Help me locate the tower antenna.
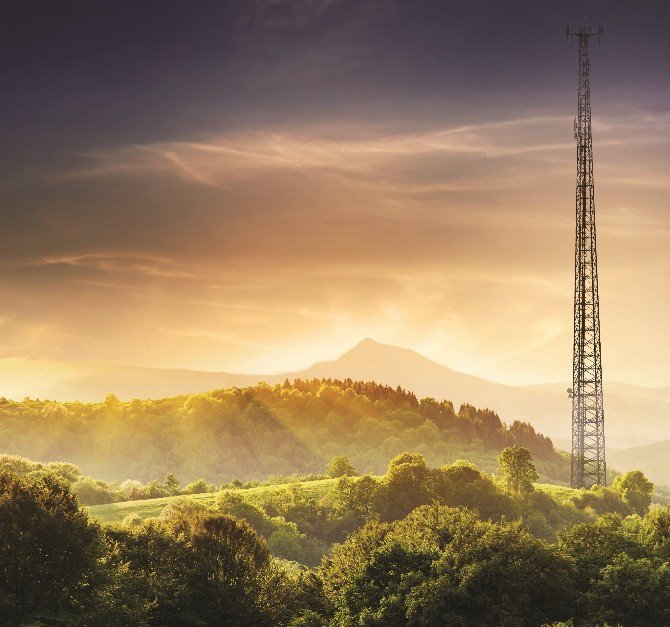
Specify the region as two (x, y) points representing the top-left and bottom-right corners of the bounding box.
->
(567, 20), (606, 489)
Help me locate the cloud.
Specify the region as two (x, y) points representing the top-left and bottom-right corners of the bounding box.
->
(1, 110), (669, 385)
(2, 253), (195, 278)
(63, 116), (575, 188)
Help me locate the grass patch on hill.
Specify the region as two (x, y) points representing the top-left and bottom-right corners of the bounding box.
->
(536, 483), (579, 503)
(88, 477), (340, 523)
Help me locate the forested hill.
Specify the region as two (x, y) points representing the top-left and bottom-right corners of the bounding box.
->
(0, 379), (566, 483)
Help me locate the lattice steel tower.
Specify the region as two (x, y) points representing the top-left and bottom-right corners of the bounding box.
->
(567, 20), (606, 489)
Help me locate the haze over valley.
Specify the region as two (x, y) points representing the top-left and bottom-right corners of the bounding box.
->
(2, 338), (668, 484)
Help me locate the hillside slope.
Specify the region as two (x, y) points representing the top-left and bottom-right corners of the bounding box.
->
(609, 440), (670, 487)
(0, 379), (564, 483)
(1, 339), (667, 448)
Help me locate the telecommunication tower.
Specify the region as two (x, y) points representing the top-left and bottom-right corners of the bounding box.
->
(566, 20), (606, 489)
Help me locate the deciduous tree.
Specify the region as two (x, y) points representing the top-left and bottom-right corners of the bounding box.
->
(612, 470), (654, 516)
(497, 445), (538, 497)
(326, 455), (358, 478)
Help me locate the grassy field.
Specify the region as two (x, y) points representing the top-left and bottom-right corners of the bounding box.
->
(87, 477), (341, 523)
(536, 483), (579, 503)
(87, 478), (578, 524)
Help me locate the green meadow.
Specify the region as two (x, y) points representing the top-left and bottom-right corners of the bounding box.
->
(87, 477), (576, 524)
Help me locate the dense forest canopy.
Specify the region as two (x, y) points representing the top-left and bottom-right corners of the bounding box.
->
(1, 448), (667, 626)
(0, 378), (564, 483)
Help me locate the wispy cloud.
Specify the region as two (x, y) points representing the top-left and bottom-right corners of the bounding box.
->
(60, 113), (670, 202)
(63, 116), (575, 187)
(2, 253), (195, 278)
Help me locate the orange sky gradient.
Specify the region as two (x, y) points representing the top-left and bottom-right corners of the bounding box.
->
(2, 112), (669, 386)
(2, 1), (669, 389)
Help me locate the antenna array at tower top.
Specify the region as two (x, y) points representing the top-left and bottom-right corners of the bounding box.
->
(567, 20), (604, 45)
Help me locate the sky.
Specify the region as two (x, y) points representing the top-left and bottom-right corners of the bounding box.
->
(1, 0), (670, 386)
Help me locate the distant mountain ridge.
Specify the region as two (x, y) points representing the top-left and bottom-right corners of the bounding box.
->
(609, 440), (670, 487)
(1, 339), (668, 452)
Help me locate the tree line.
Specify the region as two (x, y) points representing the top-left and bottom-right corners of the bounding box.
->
(0, 378), (564, 484)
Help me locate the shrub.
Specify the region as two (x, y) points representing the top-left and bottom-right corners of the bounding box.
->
(72, 476), (118, 505)
(183, 478), (216, 494)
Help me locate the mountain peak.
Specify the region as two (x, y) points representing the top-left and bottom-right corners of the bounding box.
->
(354, 337), (379, 347)
(349, 337), (390, 353)
(341, 338), (440, 365)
